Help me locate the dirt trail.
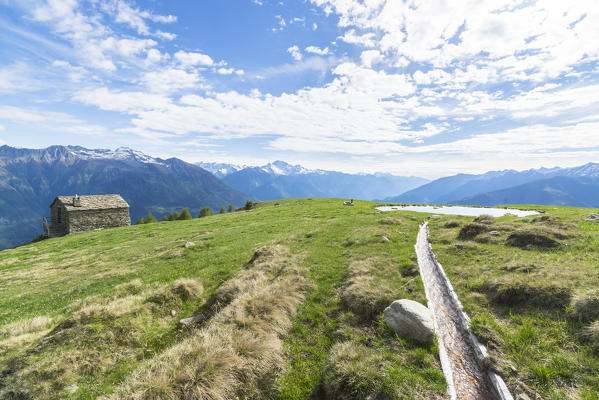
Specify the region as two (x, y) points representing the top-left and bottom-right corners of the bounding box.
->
(415, 222), (513, 400)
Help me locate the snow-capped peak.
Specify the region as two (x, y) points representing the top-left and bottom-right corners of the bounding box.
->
(67, 146), (166, 165)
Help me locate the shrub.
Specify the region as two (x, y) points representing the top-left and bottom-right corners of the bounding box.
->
(243, 200), (255, 210)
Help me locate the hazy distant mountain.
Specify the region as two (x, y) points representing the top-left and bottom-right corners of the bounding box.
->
(196, 162), (244, 178)
(453, 176), (599, 207)
(385, 163), (599, 205)
(216, 160), (428, 201)
(0, 145), (248, 249)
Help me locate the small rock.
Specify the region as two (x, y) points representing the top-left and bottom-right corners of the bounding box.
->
(455, 243), (464, 250)
(516, 392), (532, 400)
(381, 235), (390, 242)
(430, 215), (441, 219)
(489, 231), (500, 236)
(170, 310), (177, 317)
(384, 299), (434, 344)
(184, 241), (195, 248)
(586, 213), (599, 220)
(66, 385), (78, 394)
(178, 314), (205, 328)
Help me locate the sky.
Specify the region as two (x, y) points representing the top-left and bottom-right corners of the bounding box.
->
(0, 0), (599, 178)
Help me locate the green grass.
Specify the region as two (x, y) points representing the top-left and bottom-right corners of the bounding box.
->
(0, 199), (445, 399)
(428, 205), (599, 400)
(1, 200), (598, 399)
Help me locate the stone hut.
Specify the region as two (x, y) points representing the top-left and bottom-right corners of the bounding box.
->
(46, 194), (131, 237)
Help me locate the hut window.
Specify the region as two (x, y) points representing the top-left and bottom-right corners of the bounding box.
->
(57, 207), (62, 223)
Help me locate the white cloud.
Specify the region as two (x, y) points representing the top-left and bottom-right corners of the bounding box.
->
(360, 50), (382, 67)
(305, 46), (330, 55)
(217, 67), (235, 75)
(287, 45), (302, 61)
(174, 50), (214, 67)
(140, 68), (204, 93)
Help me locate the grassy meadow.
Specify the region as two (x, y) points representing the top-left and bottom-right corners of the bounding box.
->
(0, 199), (597, 399)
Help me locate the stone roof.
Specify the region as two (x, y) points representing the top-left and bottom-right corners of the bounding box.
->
(51, 194), (129, 211)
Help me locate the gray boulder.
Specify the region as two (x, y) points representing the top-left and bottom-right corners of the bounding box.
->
(489, 231), (500, 236)
(184, 241), (195, 248)
(586, 213), (599, 221)
(178, 314), (205, 328)
(384, 299), (434, 344)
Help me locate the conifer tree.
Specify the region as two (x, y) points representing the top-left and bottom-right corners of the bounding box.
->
(136, 218), (145, 225)
(145, 211), (158, 223)
(198, 207), (212, 218)
(179, 208), (193, 220)
(220, 206), (225, 214)
(228, 203), (234, 212)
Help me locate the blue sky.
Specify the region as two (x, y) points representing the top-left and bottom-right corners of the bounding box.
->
(1, 0), (599, 178)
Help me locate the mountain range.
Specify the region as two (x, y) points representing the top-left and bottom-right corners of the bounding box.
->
(198, 160), (429, 201)
(385, 163), (599, 206)
(0, 145), (247, 250)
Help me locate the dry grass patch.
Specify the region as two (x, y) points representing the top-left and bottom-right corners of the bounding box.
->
(339, 258), (397, 321)
(110, 245), (309, 400)
(0, 316), (53, 350)
(171, 279), (203, 301)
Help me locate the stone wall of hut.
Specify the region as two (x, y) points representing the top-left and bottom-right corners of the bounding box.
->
(67, 208), (131, 233)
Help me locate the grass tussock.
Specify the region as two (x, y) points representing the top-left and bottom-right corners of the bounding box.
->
(0, 316), (53, 350)
(506, 231), (560, 248)
(457, 222), (488, 239)
(110, 245), (309, 400)
(339, 258), (396, 321)
(570, 291), (599, 322)
(473, 214), (496, 224)
(585, 321), (599, 349)
(443, 220), (461, 228)
(481, 279), (571, 308)
(171, 278), (203, 301)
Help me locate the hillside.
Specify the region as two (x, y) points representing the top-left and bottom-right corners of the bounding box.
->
(387, 163), (599, 206)
(218, 160), (428, 201)
(1, 199), (598, 399)
(0, 145), (248, 250)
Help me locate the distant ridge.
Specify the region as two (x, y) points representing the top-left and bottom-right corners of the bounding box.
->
(199, 160), (428, 201)
(385, 163), (599, 207)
